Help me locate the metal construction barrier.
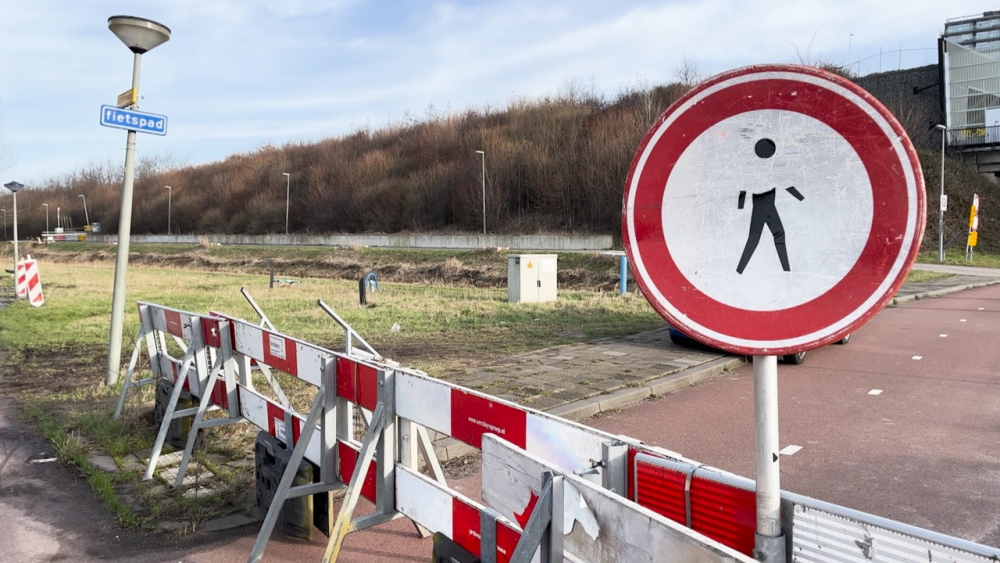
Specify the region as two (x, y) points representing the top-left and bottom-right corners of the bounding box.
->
(114, 298), (1000, 563)
(630, 451), (1000, 562)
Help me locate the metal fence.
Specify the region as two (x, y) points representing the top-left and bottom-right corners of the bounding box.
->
(948, 125), (1000, 148)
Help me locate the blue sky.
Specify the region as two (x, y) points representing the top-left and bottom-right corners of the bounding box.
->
(0, 0), (986, 184)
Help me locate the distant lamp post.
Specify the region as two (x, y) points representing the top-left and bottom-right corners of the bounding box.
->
(282, 172), (290, 235)
(79, 194), (90, 228)
(475, 150), (486, 235)
(1, 209), (6, 240)
(164, 185), (172, 234)
(42, 204), (49, 232)
(935, 124), (947, 262)
(57, 207), (61, 229)
(4, 181), (24, 296)
(105, 15), (171, 387)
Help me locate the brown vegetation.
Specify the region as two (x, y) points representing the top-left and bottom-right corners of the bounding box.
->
(0, 70), (996, 253)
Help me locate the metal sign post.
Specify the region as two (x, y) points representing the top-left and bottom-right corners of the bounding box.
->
(3, 181), (23, 296)
(622, 64), (926, 561)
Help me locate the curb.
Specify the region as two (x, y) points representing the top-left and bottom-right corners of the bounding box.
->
(433, 355), (746, 461)
(890, 278), (1000, 306)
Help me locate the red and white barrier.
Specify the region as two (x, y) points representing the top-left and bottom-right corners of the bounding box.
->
(14, 259), (27, 298)
(113, 301), (1000, 563)
(23, 258), (43, 306)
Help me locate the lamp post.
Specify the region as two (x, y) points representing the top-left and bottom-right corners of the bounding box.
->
(105, 15), (171, 387)
(282, 172), (290, 235)
(164, 185), (171, 234)
(57, 207), (61, 230)
(42, 204), (49, 232)
(475, 150), (486, 235)
(79, 194), (90, 228)
(936, 124), (947, 262)
(2, 209), (6, 240)
(4, 182), (24, 296)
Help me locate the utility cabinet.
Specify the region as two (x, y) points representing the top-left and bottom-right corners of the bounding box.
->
(507, 254), (557, 303)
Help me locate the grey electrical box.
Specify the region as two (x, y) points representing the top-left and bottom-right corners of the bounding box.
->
(507, 254), (557, 303)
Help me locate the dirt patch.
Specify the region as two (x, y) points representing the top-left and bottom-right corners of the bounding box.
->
(26, 245), (625, 291)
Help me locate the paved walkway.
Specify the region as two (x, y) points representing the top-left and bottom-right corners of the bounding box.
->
(433, 266), (1000, 459)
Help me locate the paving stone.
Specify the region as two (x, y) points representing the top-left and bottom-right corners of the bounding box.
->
(601, 351), (628, 357)
(88, 455), (120, 473)
(203, 513), (260, 532)
(120, 454), (146, 473)
(183, 485), (221, 499)
(160, 464), (206, 487)
(158, 521), (191, 532)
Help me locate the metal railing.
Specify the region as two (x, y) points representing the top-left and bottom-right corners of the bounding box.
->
(947, 125), (1000, 148)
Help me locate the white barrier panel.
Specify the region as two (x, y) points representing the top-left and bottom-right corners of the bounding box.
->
(482, 435), (753, 563)
(14, 259), (27, 297)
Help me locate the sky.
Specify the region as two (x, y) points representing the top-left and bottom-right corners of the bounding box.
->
(0, 0), (988, 185)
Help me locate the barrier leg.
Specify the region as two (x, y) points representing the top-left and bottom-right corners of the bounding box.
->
(113, 332), (146, 419)
(256, 363), (290, 408)
(247, 393), (328, 563)
(144, 353), (196, 481)
(174, 356), (224, 488)
(510, 471), (561, 563)
(321, 404), (387, 563)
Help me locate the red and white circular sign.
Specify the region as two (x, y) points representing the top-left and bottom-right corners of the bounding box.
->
(623, 64), (926, 355)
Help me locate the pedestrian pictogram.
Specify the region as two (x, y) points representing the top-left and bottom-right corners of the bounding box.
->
(622, 64), (926, 355)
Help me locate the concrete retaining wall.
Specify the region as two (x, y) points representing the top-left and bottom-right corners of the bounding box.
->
(87, 233), (614, 251)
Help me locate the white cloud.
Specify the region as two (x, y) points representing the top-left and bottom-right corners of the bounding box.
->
(0, 0), (986, 183)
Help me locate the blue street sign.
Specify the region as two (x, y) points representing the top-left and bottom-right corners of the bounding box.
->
(99, 105), (168, 136)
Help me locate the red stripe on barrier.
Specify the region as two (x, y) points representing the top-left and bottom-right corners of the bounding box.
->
(337, 442), (376, 502)
(336, 357), (357, 403)
(263, 332), (298, 376)
(633, 457), (688, 526)
(209, 380), (229, 410)
(450, 390), (527, 449)
(450, 498), (519, 563)
(201, 318), (222, 349)
(266, 402), (285, 443)
(164, 310), (184, 338)
(292, 417), (302, 446)
(356, 364), (379, 411)
(689, 476), (756, 556)
(27, 272), (39, 289)
(452, 499), (482, 558)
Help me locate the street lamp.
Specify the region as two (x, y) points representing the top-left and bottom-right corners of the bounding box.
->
(935, 124), (947, 262)
(105, 15), (171, 387)
(79, 194), (90, 228)
(42, 204), (49, 232)
(475, 150), (486, 235)
(4, 181), (24, 296)
(164, 185), (171, 234)
(1, 209), (6, 240)
(282, 172), (290, 235)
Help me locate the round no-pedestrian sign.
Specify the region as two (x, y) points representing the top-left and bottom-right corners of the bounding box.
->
(623, 64), (926, 355)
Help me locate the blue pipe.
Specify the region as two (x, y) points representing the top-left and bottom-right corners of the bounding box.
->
(619, 255), (628, 295)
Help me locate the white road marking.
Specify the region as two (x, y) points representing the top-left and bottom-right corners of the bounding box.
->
(939, 334), (948, 338)
(779, 445), (803, 456)
(912, 355), (922, 360)
(868, 389), (883, 395)
(978, 307), (985, 311)
(960, 319), (967, 322)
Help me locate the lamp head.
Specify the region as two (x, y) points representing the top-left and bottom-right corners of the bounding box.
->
(935, 124), (947, 131)
(475, 150), (485, 155)
(108, 16), (171, 54)
(282, 173), (290, 178)
(4, 181), (24, 193)
(165, 185), (171, 189)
